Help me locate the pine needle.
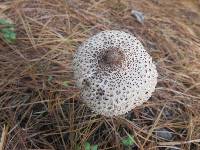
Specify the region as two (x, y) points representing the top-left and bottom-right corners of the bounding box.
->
(0, 125), (9, 150)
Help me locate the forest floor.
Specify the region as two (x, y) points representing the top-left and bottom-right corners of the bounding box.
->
(0, 0), (200, 149)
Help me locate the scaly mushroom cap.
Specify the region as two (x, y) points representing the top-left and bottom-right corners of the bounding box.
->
(73, 30), (158, 117)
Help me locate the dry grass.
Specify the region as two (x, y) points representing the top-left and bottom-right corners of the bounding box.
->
(0, 125), (9, 150)
(0, 0), (200, 149)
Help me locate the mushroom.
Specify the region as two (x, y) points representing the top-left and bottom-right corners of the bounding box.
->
(73, 30), (157, 117)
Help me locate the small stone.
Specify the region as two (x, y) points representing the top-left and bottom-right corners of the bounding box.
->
(131, 10), (144, 24)
(166, 147), (181, 150)
(155, 128), (173, 140)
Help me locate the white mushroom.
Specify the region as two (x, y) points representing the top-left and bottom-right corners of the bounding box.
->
(73, 30), (157, 117)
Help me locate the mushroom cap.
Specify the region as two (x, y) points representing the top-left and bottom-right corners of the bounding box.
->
(73, 30), (158, 117)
